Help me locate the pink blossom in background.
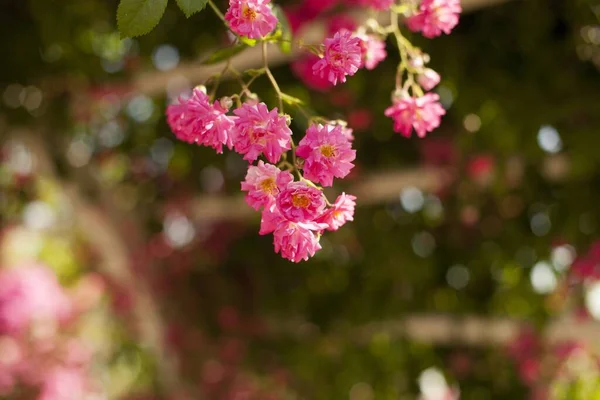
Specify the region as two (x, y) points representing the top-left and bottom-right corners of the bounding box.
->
(296, 124), (356, 187)
(224, 0), (278, 39)
(38, 367), (87, 400)
(317, 193), (357, 231)
(231, 102), (292, 163)
(418, 68), (441, 90)
(347, 108), (373, 131)
(384, 92), (445, 138)
(273, 220), (324, 262)
(313, 31), (362, 86)
(467, 154), (495, 182)
(407, 0), (462, 38)
(241, 161), (293, 210)
(302, 0), (339, 15)
(291, 55), (334, 92)
(326, 14), (357, 36)
(166, 87), (235, 153)
(276, 181), (326, 222)
(357, 0), (394, 11)
(357, 34), (387, 70)
(571, 240), (600, 281)
(0, 264), (71, 336)
(419, 137), (457, 166)
(284, 5), (318, 33)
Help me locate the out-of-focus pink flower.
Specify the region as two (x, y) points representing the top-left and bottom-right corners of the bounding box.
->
(326, 14), (357, 36)
(347, 108), (373, 131)
(304, 0), (339, 13)
(0, 264), (71, 336)
(384, 92), (445, 138)
(467, 154), (495, 183)
(231, 102), (292, 163)
(292, 55), (334, 92)
(276, 181), (326, 222)
(296, 124), (356, 187)
(317, 193), (356, 231)
(38, 367), (87, 400)
(508, 328), (539, 362)
(518, 358), (540, 385)
(313, 31), (362, 86)
(554, 341), (584, 361)
(418, 68), (441, 90)
(407, 0), (462, 38)
(357, 0), (394, 11)
(419, 137), (457, 166)
(166, 87), (235, 153)
(241, 161), (293, 210)
(224, 0), (278, 39)
(356, 33), (387, 70)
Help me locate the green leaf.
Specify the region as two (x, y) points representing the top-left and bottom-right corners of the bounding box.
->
(245, 68), (265, 77)
(117, 0), (168, 38)
(272, 5), (292, 54)
(281, 93), (304, 106)
(202, 43), (248, 65)
(176, 0), (208, 17)
(239, 36), (257, 47)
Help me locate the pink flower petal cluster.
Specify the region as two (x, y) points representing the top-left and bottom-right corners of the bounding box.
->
(252, 177), (357, 262)
(356, 33), (387, 70)
(357, 0), (394, 11)
(571, 241), (600, 281)
(384, 92), (445, 138)
(276, 181), (326, 222)
(231, 102), (292, 163)
(296, 124), (356, 187)
(313, 31), (362, 86)
(317, 193), (356, 231)
(241, 161), (293, 210)
(418, 68), (441, 90)
(407, 0), (462, 38)
(0, 264), (71, 336)
(166, 87), (235, 153)
(224, 0), (278, 39)
(260, 209), (324, 263)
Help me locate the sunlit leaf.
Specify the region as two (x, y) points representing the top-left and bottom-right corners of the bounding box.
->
(176, 0), (208, 17)
(272, 5), (293, 54)
(246, 68), (266, 77)
(239, 36), (257, 47)
(281, 93), (304, 106)
(117, 0), (168, 38)
(202, 43), (248, 65)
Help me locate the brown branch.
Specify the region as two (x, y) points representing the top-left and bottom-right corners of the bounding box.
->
(191, 167), (452, 221)
(11, 129), (183, 395)
(132, 0), (513, 97)
(266, 314), (600, 346)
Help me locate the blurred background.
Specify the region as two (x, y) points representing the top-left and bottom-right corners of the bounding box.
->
(1, 0), (600, 398)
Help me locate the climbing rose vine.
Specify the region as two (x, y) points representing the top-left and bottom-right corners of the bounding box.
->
(165, 0), (462, 262)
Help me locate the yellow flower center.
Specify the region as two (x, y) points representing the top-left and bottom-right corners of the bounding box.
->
(292, 194), (311, 208)
(243, 5), (257, 21)
(259, 177), (277, 195)
(320, 144), (336, 158)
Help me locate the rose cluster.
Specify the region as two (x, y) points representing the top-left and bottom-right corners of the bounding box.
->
(167, 88), (357, 262)
(0, 264), (102, 399)
(167, 0), (463, 261)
